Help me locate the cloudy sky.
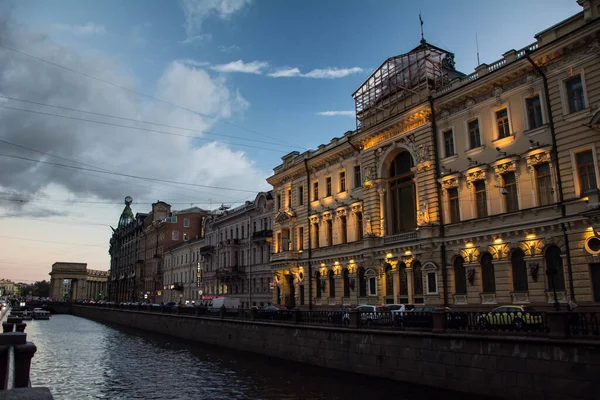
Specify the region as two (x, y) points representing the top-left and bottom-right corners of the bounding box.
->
(0, 0), (581, 283)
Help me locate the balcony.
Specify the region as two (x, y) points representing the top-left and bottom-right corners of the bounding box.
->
(221, 239), (241, 246)
(252, 229), (273, 241)
(199, 245), (215, 254)
(383, 231), (419, 245)
(270, 250), (300, 262)
(215, 266), (245, 281)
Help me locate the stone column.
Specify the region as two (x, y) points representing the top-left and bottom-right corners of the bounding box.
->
(406, 266), (414, 304)
(334, 274), (343, 306)
(392, 269), (400, 304)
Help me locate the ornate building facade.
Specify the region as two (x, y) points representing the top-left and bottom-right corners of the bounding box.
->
(196, 192), (274, 308)
(269, 0), (600, 310)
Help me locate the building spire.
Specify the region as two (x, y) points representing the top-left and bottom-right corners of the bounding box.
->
(419, 10), (425, 44)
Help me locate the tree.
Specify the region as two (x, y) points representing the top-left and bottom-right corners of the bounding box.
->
(33, 280), (50, 297)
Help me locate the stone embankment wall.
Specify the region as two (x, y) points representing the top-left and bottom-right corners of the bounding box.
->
(73, 306), (600, 400)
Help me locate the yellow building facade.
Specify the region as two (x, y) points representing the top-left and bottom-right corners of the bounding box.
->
(269, 0), (600, 310)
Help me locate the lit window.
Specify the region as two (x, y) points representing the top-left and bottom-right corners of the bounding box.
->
(183, 233), (189, 242)
(468, 119), (481, 149)
(565, 75), (585, 113)
(526, 95), (543, 129)
(443, 129), (455, 157)
(496, 108), (510, 139)
(576, 149), (597, 194)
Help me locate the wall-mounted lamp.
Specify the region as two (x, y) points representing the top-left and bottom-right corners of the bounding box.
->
(467, 157), (477, 167)
(495, 185), (509, 196)
(495, 147), (507, 157)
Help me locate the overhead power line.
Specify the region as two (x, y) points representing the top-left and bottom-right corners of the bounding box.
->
(0, 153), (261, 193)
(0, 104), (287, 153)
(0, 94), (299, 150)
(0, 43), (304, 148)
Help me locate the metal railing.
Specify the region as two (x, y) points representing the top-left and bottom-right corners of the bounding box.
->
(0, 315), (38, 390)
(78, 303), (599, 339)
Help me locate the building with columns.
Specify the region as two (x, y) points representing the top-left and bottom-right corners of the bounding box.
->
(269, 0), (600, 310)
(49, 262), (108, 301)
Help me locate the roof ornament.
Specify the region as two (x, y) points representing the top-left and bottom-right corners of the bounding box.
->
(419, 10), (425, 44)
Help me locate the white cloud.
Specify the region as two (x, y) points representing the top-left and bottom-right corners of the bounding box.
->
(179, 33), (213, 44)
(210, 60), (268, 74)
(177, 59), (211, 67)
(317, 111), (355, 117)
(267, 67), (301, 78)
(218, 44), (241, 53)
(303, 67), (364, 79)
(54, 22), (106, 36)
(179, 0), (251, 43)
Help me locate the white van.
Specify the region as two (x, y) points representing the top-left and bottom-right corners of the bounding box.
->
(210, 297), (241, 310)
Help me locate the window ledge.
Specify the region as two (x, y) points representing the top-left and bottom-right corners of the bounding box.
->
(323, 195), (333, 200)
(337, 190), (348, 195)
(440, 154), (458, 165)
(524, 124), (548, 137)
(465, 145), (486, 157)
(564, 107), (592, 123)
(492, 134), (516, 148)
(351, 186), (363, 192)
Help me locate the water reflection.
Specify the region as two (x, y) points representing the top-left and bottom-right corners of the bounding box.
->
(25, 315), (490, 400)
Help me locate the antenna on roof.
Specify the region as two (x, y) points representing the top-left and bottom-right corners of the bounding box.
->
(476, 33), (481, 66)
(419, 10), (425, 44)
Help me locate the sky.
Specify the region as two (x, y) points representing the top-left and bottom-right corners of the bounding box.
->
(0, 0), (582, 283)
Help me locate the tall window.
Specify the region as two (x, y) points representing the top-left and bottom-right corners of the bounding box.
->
(413, 261), (423, 297)
(287, 189), (292, 208)
(354, 165), (362, 188)
(313, 181), (319, 201)
(545, 245), (565, 291)
(356, 212), (363, 241)
(456, 255), (469, 294)
(398, 263), (407, 296)
(298, 226), (304, 250)
(298, 186), (304, 206)
(313, 223), (320, 248)
(468, 119), (481, 149)
(443, 129), (455, 157)
(277, 194), (282, 210)
(389, 151), (416, 233)
(326, 220), (333, 246)
(385, 264), (393, 296)
(183, 218), (190, 228)
(535, 163), (553, 206)
(241, 225), (245, 238)
(511, 249), (528, 292)
(448, 188), (460, 223)
(526, 95), (543, 129)
(326, 177), (332, 197)
(481, 252), (496, 293)
(340, 216), (347, 244)
(358, 267), (366, 297)
(366, 269), (377, 296)
(496, 108), (510, 139)
(343, 269), (350, 297)
(565, 75), (585, 113)
(328, 270), (335, 298)
(503, 172), (518, 213)
(474, 180), (487, 218)
(315, 271), (322, 298)
(339, 171), (346, 192)
(576, 150), (597, 194)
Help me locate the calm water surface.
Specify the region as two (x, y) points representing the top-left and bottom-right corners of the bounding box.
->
(25, 315), (490, 400)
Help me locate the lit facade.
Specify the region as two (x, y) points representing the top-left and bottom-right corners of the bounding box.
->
(269, 0), (600, 310)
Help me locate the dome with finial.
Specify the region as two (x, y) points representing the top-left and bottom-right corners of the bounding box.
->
(118, 196), (135, 228)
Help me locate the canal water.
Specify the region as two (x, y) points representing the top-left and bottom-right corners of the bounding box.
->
(25, 315), (491, 400)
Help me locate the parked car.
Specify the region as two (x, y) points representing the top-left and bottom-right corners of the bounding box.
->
(478, 305), (543, 330)
(257, 305), (292, 320)
(356, 305), (389, 326)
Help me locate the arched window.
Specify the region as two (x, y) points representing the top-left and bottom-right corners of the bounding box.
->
(511, 249), (528, 292)
(454, 256), (466, 294)
(366, 269), (377, 296)
(315, 271), (322, 298)
(545, 245), (565, 291)
(388, 151), (416, 234)
(413, 261), (423, 296)
(276, 286), (281, 305)
(343, 269), (350, 297)
(481, 252), (496, 293)
(358, 267), (366, 297)
(385, 263), (393, 296)
(398, 262), (408, 296)
(328, 270), (335, 298)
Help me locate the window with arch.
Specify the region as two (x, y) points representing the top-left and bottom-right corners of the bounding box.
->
(511, 249), (528, 292)
(398, 262), (408, 296)
(545, 245), (565, 291)
(366, 269), (377, 296)
(315, 271), (322, 298)
(358, 267), (366, 297)
(388, 151), (416, 234)
(454, 256), (467, 294)
(413, 261), (423, 297)
(328, 270), (335, 298)
(343, 269), (350, 297)
(385, 263), (393, 296)
(481, 252), (496, 293)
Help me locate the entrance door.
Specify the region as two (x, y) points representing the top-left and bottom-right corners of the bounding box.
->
(591, 263), (600, 302)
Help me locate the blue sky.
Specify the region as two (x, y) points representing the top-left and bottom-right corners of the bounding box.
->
(0, 0), (583, 281)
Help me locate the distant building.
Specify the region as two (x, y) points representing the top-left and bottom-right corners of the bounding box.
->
(49, 262), (108, 301)
(0, 280), (17, 298)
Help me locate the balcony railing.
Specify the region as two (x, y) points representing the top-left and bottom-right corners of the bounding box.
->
(252, 229), (273, 240)
(383, 231), (418, 244)
(270, 251), (300, 262)
(199, 245), (215, 254)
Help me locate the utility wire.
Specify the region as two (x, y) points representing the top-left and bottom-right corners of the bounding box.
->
(0, 104), (287, 153)
(0, 153), (262, 193)
(0, 95), (299, 150)
(0, 43), (304, 148)
(0, 235), (106, 248)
